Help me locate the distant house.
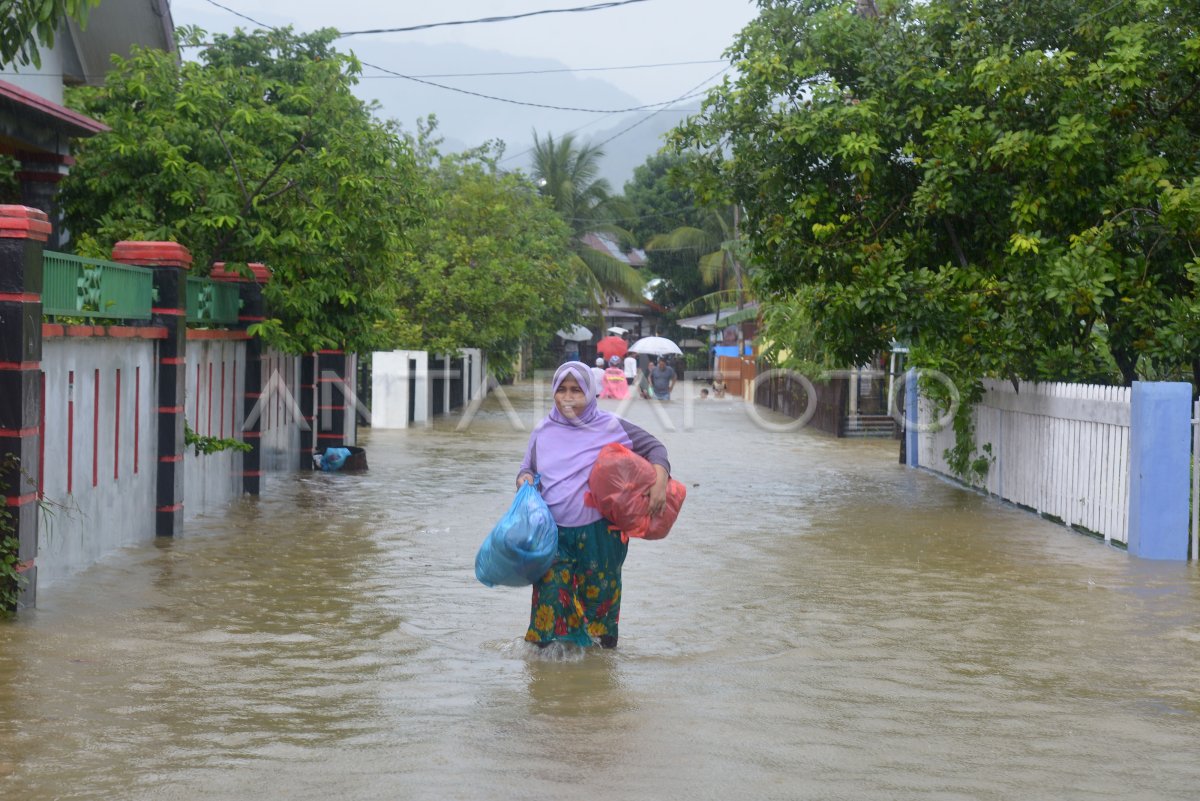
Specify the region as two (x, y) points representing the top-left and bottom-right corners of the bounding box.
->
(579, 231), (665, 338)
(0, 0), (176, 247)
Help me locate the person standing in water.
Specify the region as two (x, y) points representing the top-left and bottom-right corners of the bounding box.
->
(516, 361), (670, 649)
(591, 357), (606, 398)
(623, 352), (638, 387)
(649, 357), (677, 400)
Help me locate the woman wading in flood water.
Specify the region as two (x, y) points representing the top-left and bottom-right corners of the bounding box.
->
(515, 361), (671, 649)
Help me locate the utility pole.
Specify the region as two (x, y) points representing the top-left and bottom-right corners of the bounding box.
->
(732, 203), (745, 311)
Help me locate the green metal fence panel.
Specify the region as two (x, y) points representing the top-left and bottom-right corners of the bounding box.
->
(186, 277), (241, 325)
(42, 251), (154, 320)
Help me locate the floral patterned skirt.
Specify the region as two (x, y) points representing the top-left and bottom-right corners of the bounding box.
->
(525, 518), (628, 647)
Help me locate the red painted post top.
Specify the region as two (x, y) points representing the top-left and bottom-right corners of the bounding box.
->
(210, 262), (271, 284)
(0, 205), (51, 242)
(111, 241), (193, 269)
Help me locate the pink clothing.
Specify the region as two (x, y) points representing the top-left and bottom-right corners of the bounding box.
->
(600, 367), (629, 399)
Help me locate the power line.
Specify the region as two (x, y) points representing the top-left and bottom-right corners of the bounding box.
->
(201, 0), (724, 114)
(355, 58), (720, 113)
(202, 0), (272, 29)
(500, 66), (728, 166)
(358, 59), (727, 80)
(592, 66), (729, 149)
(337, 1), (653, 37)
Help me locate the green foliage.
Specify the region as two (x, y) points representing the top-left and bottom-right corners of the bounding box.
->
(622, 152), (756, 322)
(531, 132), (645, 302)
(944, 409), (995, 485)
(60, 26), (429, 355)
(0, 0), (99, 67)
(621, 152), (709, 246)
(184, 420), (252, 456)
(0, 154), (18, 203)
(0, 454), (23, 613)
(396, 123), (581, 365)
(670, 0), (1200, 391)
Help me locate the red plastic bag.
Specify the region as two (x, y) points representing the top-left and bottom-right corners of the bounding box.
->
(584, 443), (686, 540)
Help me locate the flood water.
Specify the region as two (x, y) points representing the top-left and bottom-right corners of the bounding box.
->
(3, 380), (1200, 800)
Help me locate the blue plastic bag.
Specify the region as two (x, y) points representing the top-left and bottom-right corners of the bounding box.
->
(475, 482), (559, 587)
(321, 447), (351, 472)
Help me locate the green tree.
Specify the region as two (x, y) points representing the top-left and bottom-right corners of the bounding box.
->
(671, 0), (1200, 389)
(646, 206), (749, 314)
(620, 152), (707, 309)
(0, 0), (99, 68)
(398, 124), (582, 375)
(531, 131), (645, 303)
(59, 26), (428, 354)
(621, 152), (707, 245)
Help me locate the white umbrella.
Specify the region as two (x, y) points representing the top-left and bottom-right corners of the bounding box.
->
(628, 335), (682, 356)
(606, 326), (629, 335)
(556, 324), (592, 342)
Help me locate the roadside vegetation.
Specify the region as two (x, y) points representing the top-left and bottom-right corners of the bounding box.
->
(668, 0), (1200, 394)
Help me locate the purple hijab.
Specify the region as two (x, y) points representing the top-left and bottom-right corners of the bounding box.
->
(518, 361), (644, 526)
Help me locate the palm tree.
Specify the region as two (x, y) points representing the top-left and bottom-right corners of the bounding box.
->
(530, 131), (645, 304)
(646, 204), (749, 317)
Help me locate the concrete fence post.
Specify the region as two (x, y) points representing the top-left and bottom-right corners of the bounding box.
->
(1127, 381), (1192, 560)
(299, 354), (315, 469)
(0, 205), (50, 608)
(905, 367), (919, 468)
(211, 262), (270, 495)
(111, 241), (192, 537)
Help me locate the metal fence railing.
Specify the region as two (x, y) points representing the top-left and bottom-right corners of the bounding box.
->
(42, 251), (154, 321)
(186, 276), (240, 325)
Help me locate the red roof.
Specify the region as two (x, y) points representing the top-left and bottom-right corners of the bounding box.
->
(0, 79), (108, 137)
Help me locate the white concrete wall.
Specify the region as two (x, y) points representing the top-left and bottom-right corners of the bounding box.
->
(371, 350), (430, 429)
(1, 46), (66, 104)
(39, 338), (158, 585)
(182, 339), (246, 519)
(370, 349), (489, 429)
(461, 349), (488, 407)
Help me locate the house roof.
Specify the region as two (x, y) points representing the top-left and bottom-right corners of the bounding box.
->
(580, 231), (647, 265)
(65, 0), (177, 86)
(676, 303), (760, 330)
(0, 78), (108, 138)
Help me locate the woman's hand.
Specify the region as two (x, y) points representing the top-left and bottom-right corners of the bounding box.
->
(516, 472), (534, 490)
(647, 465), (669, 516)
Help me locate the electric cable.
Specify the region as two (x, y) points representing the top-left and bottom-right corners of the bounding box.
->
(499, 65), (728, 165)
(338, 1), (653, 37)
(358, 59), (727, 80)
(201, 0), (726, 114)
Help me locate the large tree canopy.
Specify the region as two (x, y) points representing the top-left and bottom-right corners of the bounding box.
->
(398, 126), (581, 372)
(60, 26), (428, 354)
(672, 0), (1200, 387)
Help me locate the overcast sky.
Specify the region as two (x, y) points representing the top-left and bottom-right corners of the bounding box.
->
(174, 0), (759, 100)
(171, 0), (761, 183)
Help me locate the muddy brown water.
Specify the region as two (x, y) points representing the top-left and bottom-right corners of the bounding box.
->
(3, 381), (1200, 800)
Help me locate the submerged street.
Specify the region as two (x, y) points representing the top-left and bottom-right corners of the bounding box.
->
(3, 381), (1200, 800)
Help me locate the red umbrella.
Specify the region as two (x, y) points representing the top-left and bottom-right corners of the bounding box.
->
(596, 335), (629, 360)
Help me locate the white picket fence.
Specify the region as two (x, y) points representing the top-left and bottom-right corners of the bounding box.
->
(919, 379), (1132, 544)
